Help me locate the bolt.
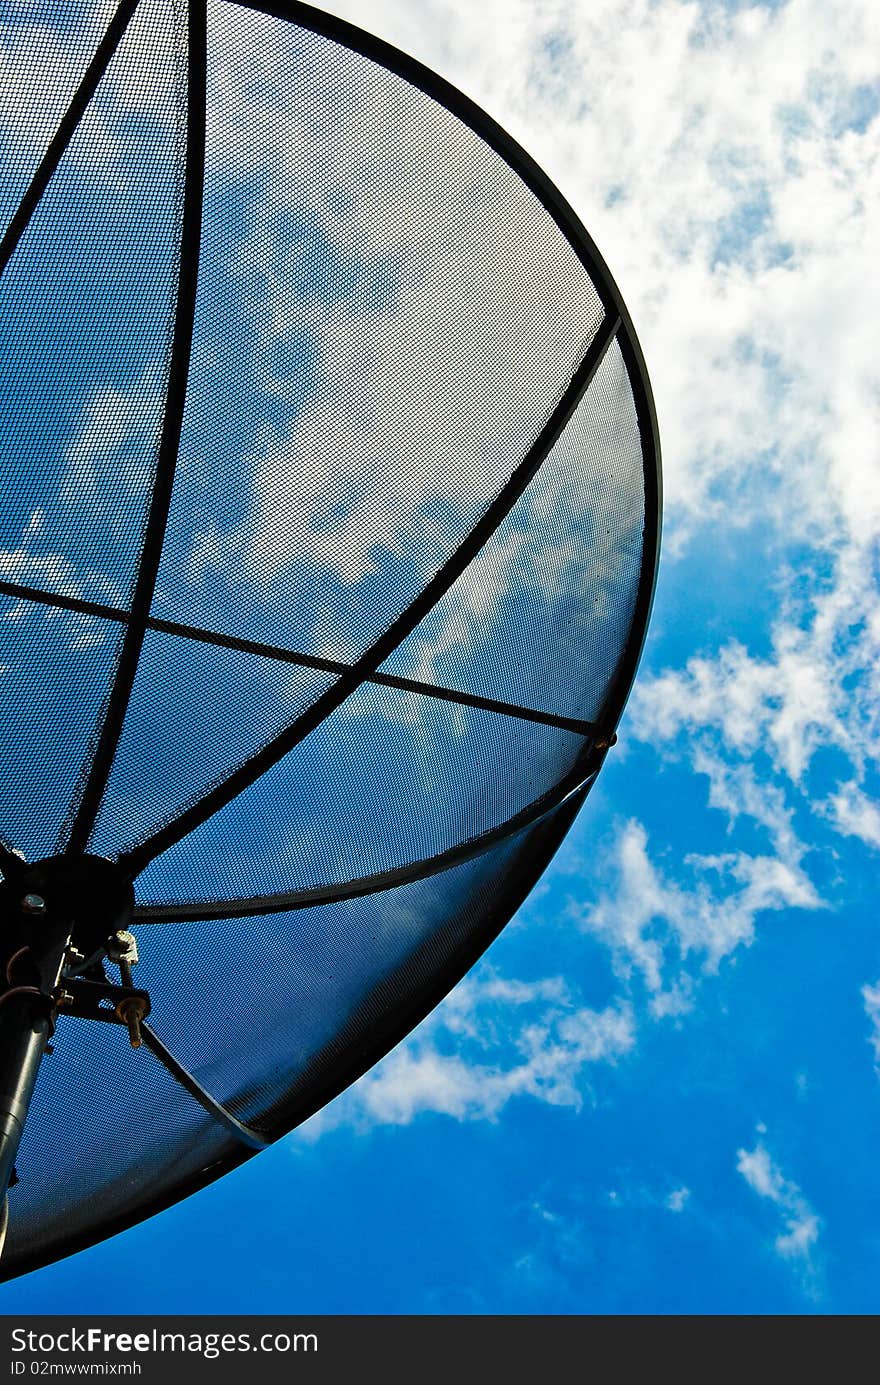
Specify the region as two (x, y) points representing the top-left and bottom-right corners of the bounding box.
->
(21, 893), (46, 915)
(64, 945), (85, 967)
(117, 995), (147, 1050)
(54, 989), (75, 1009)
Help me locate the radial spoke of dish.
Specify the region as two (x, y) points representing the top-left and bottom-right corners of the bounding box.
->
(0, 0), (143, 277)
(62, 0), (209, 856)
(0, 578), (599, 740)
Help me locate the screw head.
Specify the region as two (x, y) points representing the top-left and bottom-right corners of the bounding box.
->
(21, 893), (46, 915)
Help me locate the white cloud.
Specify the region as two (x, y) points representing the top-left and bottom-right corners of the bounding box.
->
(828, 782), (880, 850)
(300, 970), (634, 1135)
(60, 375), (164, 509)
(0, 522), (122, 652)
(692, 750), (807, 869)
(736, 1137), (820, 1264)
(862, 981), (880, 1065)
(632, 545), (880, 787)
(571, 817), (820, 1010)
(626, 541), (879, 972)
(665, 1186), (690, 1213)
(320, 0), (880, 553)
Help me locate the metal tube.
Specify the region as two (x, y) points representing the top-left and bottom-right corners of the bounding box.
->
(0, 992), (51, 1199)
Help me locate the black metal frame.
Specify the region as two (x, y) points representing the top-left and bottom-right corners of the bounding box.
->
(56, 977), (267, 1152)
(134, 749), (607, 921)
(0, 915), (71, 1205)
(116, 307), (624, 877)
(0, 0), (662, 1280)
(62, 981), (269, 1150)
(0, 853), (136, 1211)
(0, 872), (265, 1170)
(0, 578), (598, 739)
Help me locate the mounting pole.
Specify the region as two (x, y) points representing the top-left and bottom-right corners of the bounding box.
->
(0, 892), (71, 1204)
(0, 855), (134, 1229)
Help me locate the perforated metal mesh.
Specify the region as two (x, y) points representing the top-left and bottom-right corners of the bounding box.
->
(0, 599), (122, 860)
(0, 2), (120, 235)
(0, 0), (185, 606)
(129, 677), (586, 904)
(0, 0), (660, 1280)
(383, 336), (646, 724)
(90, 630), (336, 855)
(152, 2), (605, 660)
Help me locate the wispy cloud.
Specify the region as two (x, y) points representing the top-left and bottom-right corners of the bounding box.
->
(666, 1186), (690, 1213)
(862, 981), (880, 1065)
(327, 0), (880, 551)
(300, 971), (634, 1135)
(632, 546), (880, 788)
(736, 1135), (820, 1270)
(570, 816), (820, 1013)
(828, 783), (880, 851)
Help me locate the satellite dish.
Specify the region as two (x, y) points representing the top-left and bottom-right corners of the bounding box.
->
(0, 0), (660, 1279)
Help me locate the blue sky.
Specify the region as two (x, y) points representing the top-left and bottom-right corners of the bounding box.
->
(0, 0), (879, 1314)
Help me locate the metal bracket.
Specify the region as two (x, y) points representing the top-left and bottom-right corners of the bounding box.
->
(58, 977), (151, 1031)
(0, 854), (268, 1153)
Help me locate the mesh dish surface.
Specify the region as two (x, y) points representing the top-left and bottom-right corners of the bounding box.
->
(0, 0), (660, 1278)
